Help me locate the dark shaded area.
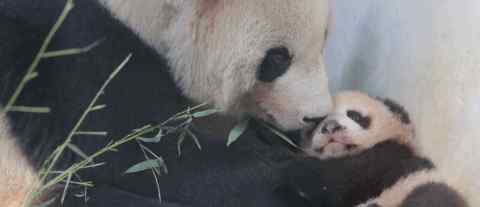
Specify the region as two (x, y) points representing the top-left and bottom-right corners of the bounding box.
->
(401, 182), (468, 207)
(276, 140), (435, 207)
(65, 185), (190, 207)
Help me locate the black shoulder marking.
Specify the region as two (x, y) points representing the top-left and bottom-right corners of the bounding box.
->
(401, 182), (468, 207)
(278, 140), (434, 207)
(378, 98), (411, 124)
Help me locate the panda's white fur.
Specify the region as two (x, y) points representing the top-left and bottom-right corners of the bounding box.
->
(98, 0), (333, 130)
(0, 113), (39, 207)
(302, 91), (417, 159)
(303, 91), (468, 207)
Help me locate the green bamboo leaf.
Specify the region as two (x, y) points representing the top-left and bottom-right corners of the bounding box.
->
(81, 162), (106, 170)
(177, 132), (187, 157)
(138, 136), (162, 143)
(26, 72), (39, 81)
(262, 123), (301, 149)
(42, 38), (104, 59)
(138, 129), (163, 143)
(192, 109), (219, 118)
(61, 173), (73, 204)
(34, 197), (57, 207)
(67, 144), (90, 160)
(89, 104), (107, 112)
(9, 106), (51, 113)
(227, 119), (249, 146)
(74, 131), (108, 136)
(124, 159), (166, 174)
(132, 124), (152, 133)
(185, 128), (202, 150)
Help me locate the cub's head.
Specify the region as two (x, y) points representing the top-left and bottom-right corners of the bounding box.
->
(101, 0), (333, 130)
(302, 91), (415, 159)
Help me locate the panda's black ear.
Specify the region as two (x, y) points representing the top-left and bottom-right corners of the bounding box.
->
(376, 97), (411, 124)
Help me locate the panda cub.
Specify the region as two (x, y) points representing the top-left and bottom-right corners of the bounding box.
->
(302, 91), (416, 160)
(281, 91), (468, 207)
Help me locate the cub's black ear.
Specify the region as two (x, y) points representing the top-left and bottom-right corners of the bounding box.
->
(376, 97), (411, 124)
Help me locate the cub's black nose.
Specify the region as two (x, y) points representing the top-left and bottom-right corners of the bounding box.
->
(321, 120), (344, 134)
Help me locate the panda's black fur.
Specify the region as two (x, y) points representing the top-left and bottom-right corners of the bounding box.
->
(276, 140), (434, 207)
(399, 182), (467, 207)
(0, 1), (307, 207)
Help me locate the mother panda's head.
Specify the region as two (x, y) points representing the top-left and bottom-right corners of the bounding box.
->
(100, 0), (333, 130)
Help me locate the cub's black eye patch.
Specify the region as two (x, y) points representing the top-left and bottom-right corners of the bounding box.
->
(347, 110), (371, 129)
(257, 46), (292, 82)
(346, 110), (362, 122)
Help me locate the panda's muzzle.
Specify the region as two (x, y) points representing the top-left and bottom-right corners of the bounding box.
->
(303, 116), (327, 126)
(321, 120), (345, 134)
(301, 115), (325, 135)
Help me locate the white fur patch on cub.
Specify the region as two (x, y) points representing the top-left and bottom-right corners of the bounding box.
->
(99, 0), (333, 130)
(0, 113), (39, 207)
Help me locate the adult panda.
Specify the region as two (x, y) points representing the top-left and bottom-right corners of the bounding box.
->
(0, 0), (332, 206)
(277, 91), (468, 207)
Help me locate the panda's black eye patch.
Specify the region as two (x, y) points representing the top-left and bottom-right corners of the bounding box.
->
(347, 110), (371, 129)
(257, 46), (292, 82)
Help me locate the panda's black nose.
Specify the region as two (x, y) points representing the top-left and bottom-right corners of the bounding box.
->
(321, 120), (344, 134)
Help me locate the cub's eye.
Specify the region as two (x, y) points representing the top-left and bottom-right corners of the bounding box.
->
(347, 110), (362, 122)
(347, 110), (371, 129)
(257, 46), (292, 82)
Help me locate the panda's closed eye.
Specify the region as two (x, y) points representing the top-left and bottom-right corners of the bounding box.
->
(347, 110), (371, 129)
(257, 46), (292, 82)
